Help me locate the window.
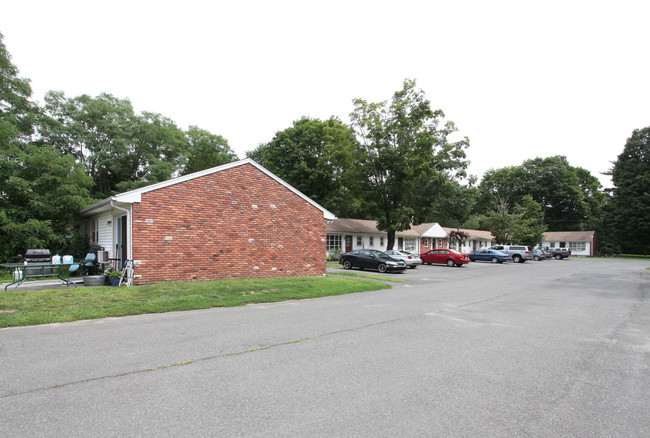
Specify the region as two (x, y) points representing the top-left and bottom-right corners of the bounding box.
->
(404, 238), (416, 252)
(569, 242), (586, 252)
(369, 237), (374, 246)
(327, 235), (342, 252)
(356, 236), (362, 246)
(91, 219), (99, 243)
(550, 242), (555, 248)
(424, 238), (430, 247)
(380, 237), (384, 247)
(437, 239), (443, 248)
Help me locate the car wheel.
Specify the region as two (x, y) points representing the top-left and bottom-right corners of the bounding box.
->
(377, 263), (387, 273)
(446, 259), (455, 267)
(491, 257), (499, 264)
(408, 265), (416, 269)
(513, 255), (521, 263)
(534, 256), (540, 261)
(555, 254), (562, 260)
(343, 260), (352, 270)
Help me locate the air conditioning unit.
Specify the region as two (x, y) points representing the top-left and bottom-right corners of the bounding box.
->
(97, 250), (109, 264)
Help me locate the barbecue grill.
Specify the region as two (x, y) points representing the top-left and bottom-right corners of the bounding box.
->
(24, 248), (53, 276)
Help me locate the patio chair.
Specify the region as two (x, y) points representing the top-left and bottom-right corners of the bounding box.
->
(69, 253), (97, 276)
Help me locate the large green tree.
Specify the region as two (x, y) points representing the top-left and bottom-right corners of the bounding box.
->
(247, 117), (360, 216)
(427, 177), (479, 228)
(607, 127), (650, 254)
(479, 195), (545, 246)
(38, 92), (236, 197)
(0, 33), (93, 260)
(182, 126), (238, 175)
(478, 156), (605, 231)
(350, 79), (469, 248)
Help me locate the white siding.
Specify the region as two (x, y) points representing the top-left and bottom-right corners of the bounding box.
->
(91, 212), (114, 257)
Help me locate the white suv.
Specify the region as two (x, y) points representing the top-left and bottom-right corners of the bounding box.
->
(488, 245), (533, 263)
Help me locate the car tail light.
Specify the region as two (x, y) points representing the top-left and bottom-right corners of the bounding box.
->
(407, 255), (412, 259)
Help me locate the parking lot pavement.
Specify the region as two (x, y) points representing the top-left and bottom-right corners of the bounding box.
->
(1, 258), (648, 437)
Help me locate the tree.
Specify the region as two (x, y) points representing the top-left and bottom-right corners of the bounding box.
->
(428, 177), (479, 228)
(0, 33), (94, 260)
(182, 126), (238, 175)
(479, 196), (545, 246)
(349, 79), (469, 249)
(0, 31), (35, 149)
(39, 91), (140, 198)
(607, 127), (650, 254)
(0, 143), (93, 259)
(247, 117), (360, 216)
(39, 92), (235, 196)
(511, 195), (546, 247)
(480, 198), (516, 244)
(477, 156), (605, 231)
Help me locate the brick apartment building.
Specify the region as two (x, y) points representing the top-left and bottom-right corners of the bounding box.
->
(79, 159), (336, 285)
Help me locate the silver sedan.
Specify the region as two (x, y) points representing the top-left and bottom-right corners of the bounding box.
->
(383, 250), (423, 269)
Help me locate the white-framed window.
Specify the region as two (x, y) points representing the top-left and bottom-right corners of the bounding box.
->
(550, 242), (555, 248)
(437, 238), (443, 248)
(569, 242), (586, 252)
(356, 236), (362, 246)
(380, 237), (384, 247)
(404, 238), (416, 252)
(327, 235), (342, 252)
(369, 237), (374, 246)
(91, 219), (99, 243)
(425, 238), (430, 247)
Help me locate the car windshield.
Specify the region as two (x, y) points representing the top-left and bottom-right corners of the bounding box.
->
(369, 250), (391, 259)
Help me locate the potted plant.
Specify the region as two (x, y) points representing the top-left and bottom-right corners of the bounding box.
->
(105, 268), (122, 286)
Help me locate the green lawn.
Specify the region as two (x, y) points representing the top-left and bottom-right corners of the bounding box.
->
(0, 276), (391, 328)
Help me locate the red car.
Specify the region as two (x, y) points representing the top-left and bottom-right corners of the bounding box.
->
(420, 248), (470, 267)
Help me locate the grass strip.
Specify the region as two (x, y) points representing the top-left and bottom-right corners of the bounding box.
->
(0, 276), (391, 328)
(328, 271), (408, 283)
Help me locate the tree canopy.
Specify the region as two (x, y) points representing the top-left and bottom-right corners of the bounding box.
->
(605, 127), (650, 254)
(247, 116), (360, 216)
(348, 79), (470, 248)
(477, 156), (605, 232)
(0, 32), (93, 259)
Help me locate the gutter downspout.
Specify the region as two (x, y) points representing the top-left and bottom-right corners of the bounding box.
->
(110, 200), (132, 262)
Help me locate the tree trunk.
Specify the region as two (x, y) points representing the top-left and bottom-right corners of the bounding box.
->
(386, 230), (396, 251)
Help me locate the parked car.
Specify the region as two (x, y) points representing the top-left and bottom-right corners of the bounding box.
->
(339, 249), (407, 273)
(488, 245), (533, 263)
(531, 249), (546, 261)
(383, 250), (423, 269)
(546, 247), (571, 259)
(468, 248), (511, 264)
(420, 248), (470, 267)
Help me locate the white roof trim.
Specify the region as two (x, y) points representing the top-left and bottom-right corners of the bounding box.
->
(81, 158), (336, 220)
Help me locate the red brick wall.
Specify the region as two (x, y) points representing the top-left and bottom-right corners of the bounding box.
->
(131, 164), (327, 284)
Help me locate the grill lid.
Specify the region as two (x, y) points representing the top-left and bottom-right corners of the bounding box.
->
(24, 249), (52, 263)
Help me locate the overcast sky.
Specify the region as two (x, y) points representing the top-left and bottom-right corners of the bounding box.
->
(3, 1), (649, 188)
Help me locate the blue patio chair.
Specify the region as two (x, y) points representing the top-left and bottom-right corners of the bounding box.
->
(69, 253), (97, 275)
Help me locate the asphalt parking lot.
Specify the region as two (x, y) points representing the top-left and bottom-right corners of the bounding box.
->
(1, 258), (649, 437)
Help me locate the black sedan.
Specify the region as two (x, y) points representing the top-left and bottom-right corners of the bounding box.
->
(339, 249), (407, 273)
(468, 249), (511, 263)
